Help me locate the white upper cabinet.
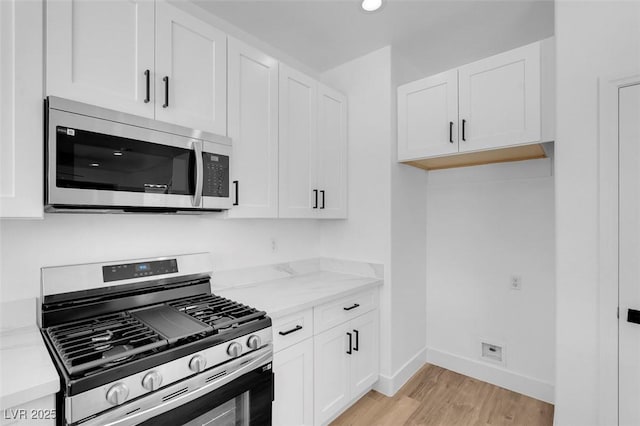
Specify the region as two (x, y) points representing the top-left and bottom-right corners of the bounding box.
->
(458, 42), (541, 152)
(1, 0), (43, 218)
(227, 38), (279, 218)
(46, 0), (227, 135)
(397, 38), (553, 167)
(279, 65), (348, 219)
(278, 64), (318, 219)
(46, 0), (155, 118)
(397, 69), (459, 160)
(317, 84), (348, 219)
(155, 1), (226, 135)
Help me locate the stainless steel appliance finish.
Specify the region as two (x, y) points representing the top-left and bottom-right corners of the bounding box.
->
(39, 253), (273, 425)
(45, 97), (232, 213)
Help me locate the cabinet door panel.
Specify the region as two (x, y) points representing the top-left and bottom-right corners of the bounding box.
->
(458, 42), (540, 151)
(350, 310), (379, 398)
(317, 84), (347, 219)
(273, 339), (314, 426)
(397, 70), (458, 160)
(278, 64), (317, 218)
(1, 0), (43, 218)
(46, 0), (154, 118)
(227, 38), (278, 218)
(314, 324), (350, 425)
(155, 1), (226, 135)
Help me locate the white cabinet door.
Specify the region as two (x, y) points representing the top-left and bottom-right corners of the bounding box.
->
(155, 1), (226, 135)
(349, 310), (379, 398)
(46, 0), (154, 118)
(273, 338), (314, 426)
(278, 64), (318, 218)
(397, 70), (458, 160)
(458, 42), (541, 152)
(317, 84), (348, 219)
(1, 0), (43, 218)
(314, 324), (350, 425)
(227, 38), (279, 218)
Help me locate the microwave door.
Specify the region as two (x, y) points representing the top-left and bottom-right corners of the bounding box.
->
(47, 109), (199, 210)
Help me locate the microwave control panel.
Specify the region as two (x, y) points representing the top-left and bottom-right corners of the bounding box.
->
(202, 153), (230, 198)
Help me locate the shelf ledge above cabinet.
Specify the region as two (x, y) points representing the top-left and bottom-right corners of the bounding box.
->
(402, 143), (547, 171)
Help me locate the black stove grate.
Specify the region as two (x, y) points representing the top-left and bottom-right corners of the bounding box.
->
(45, 311), (168, 375)
(168, 294), (266, 332)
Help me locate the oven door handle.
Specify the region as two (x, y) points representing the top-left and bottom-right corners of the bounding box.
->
(86, 345), (273, 426)
(192, 140), (203, 208)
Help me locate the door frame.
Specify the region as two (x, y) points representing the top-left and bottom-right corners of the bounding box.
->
(598, 71), (640, 426)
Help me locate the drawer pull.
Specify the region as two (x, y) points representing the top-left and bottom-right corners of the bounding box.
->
(343, 303), (360, 311)
(278, 325), (303, 336)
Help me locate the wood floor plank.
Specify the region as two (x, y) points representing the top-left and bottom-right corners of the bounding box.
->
(330, 364), (554, 426)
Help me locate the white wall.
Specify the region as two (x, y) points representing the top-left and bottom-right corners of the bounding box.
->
(425, 159), (555, 403)
(319, 46), (430, 394)
(554, 1), (640, 424)
(318, 47), (394, 380)
(0, 215), (319, 303)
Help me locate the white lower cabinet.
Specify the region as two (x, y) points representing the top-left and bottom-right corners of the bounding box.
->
(273, 338), (314, 426)
(313, 309), (379, 426)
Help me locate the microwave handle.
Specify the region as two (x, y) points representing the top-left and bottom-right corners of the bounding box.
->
(192, 141), (203, 207)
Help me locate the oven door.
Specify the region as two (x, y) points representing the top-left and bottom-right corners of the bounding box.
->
(82, 346), (273, 426)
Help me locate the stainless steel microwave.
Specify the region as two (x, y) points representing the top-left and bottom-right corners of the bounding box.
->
(45, 97), (232, 213)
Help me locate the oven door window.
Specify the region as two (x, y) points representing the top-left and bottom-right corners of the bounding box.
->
(55, 126), (195, 195)
(183, 393), (249, 426)
(138, 366), (273, 426)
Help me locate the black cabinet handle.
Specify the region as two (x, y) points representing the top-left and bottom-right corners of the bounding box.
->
(343, 303), (360, 311)
(449, 121), (453, 143)
(278, 325), (303, 336)
(233, 180), (239, 206)
(462, 119), (466, 141)
(346, 332), (352, 354)
(313, 189), (318, 209)
(320, 190), (325, 209)
(144, 70), (150, 103)
(353, 329), (359, 351)
(163, 76), (169, 108)
(628, 309), (640, 324)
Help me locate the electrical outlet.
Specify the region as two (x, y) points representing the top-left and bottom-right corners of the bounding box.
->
(270, 238), (278, 253)
(510, 275), (522, 290)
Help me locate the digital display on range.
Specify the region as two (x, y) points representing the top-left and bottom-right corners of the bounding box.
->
(102, 259), (178, 282)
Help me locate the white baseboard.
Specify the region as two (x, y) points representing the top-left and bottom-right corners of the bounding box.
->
(374, 348), (427, 396)
(425, 347), (555, 404)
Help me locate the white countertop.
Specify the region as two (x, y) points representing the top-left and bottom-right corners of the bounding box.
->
(0, 325), (60, 410)
(213, 270), (383, 319)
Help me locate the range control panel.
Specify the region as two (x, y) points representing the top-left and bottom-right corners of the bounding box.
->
(202, 153), (229, 198)
(102, 259), (178, 282)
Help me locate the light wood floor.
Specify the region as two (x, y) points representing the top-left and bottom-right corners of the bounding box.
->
(330, 364), (554, 426)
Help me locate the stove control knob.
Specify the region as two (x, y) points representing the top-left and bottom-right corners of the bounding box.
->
(227, 342), (243, 358)
(106, 383), (129, 406)
(189, 354), (207, 373)
(247, 335), (262, 350)
(142, 371), (163, 391)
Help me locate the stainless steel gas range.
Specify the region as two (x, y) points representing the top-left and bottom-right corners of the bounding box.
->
(38, 253), (273, 426)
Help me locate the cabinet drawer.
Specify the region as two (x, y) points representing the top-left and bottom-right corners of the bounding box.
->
(273, 309), (313, 352)
(314, 289), (378, 334)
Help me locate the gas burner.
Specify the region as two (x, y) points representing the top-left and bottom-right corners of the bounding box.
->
(102, 344), (134, 365)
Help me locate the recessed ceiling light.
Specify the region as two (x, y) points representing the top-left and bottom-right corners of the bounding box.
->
(361, 0), (382, 12)
(113, 151), (123, 156)
(89, 162), (100, 167)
